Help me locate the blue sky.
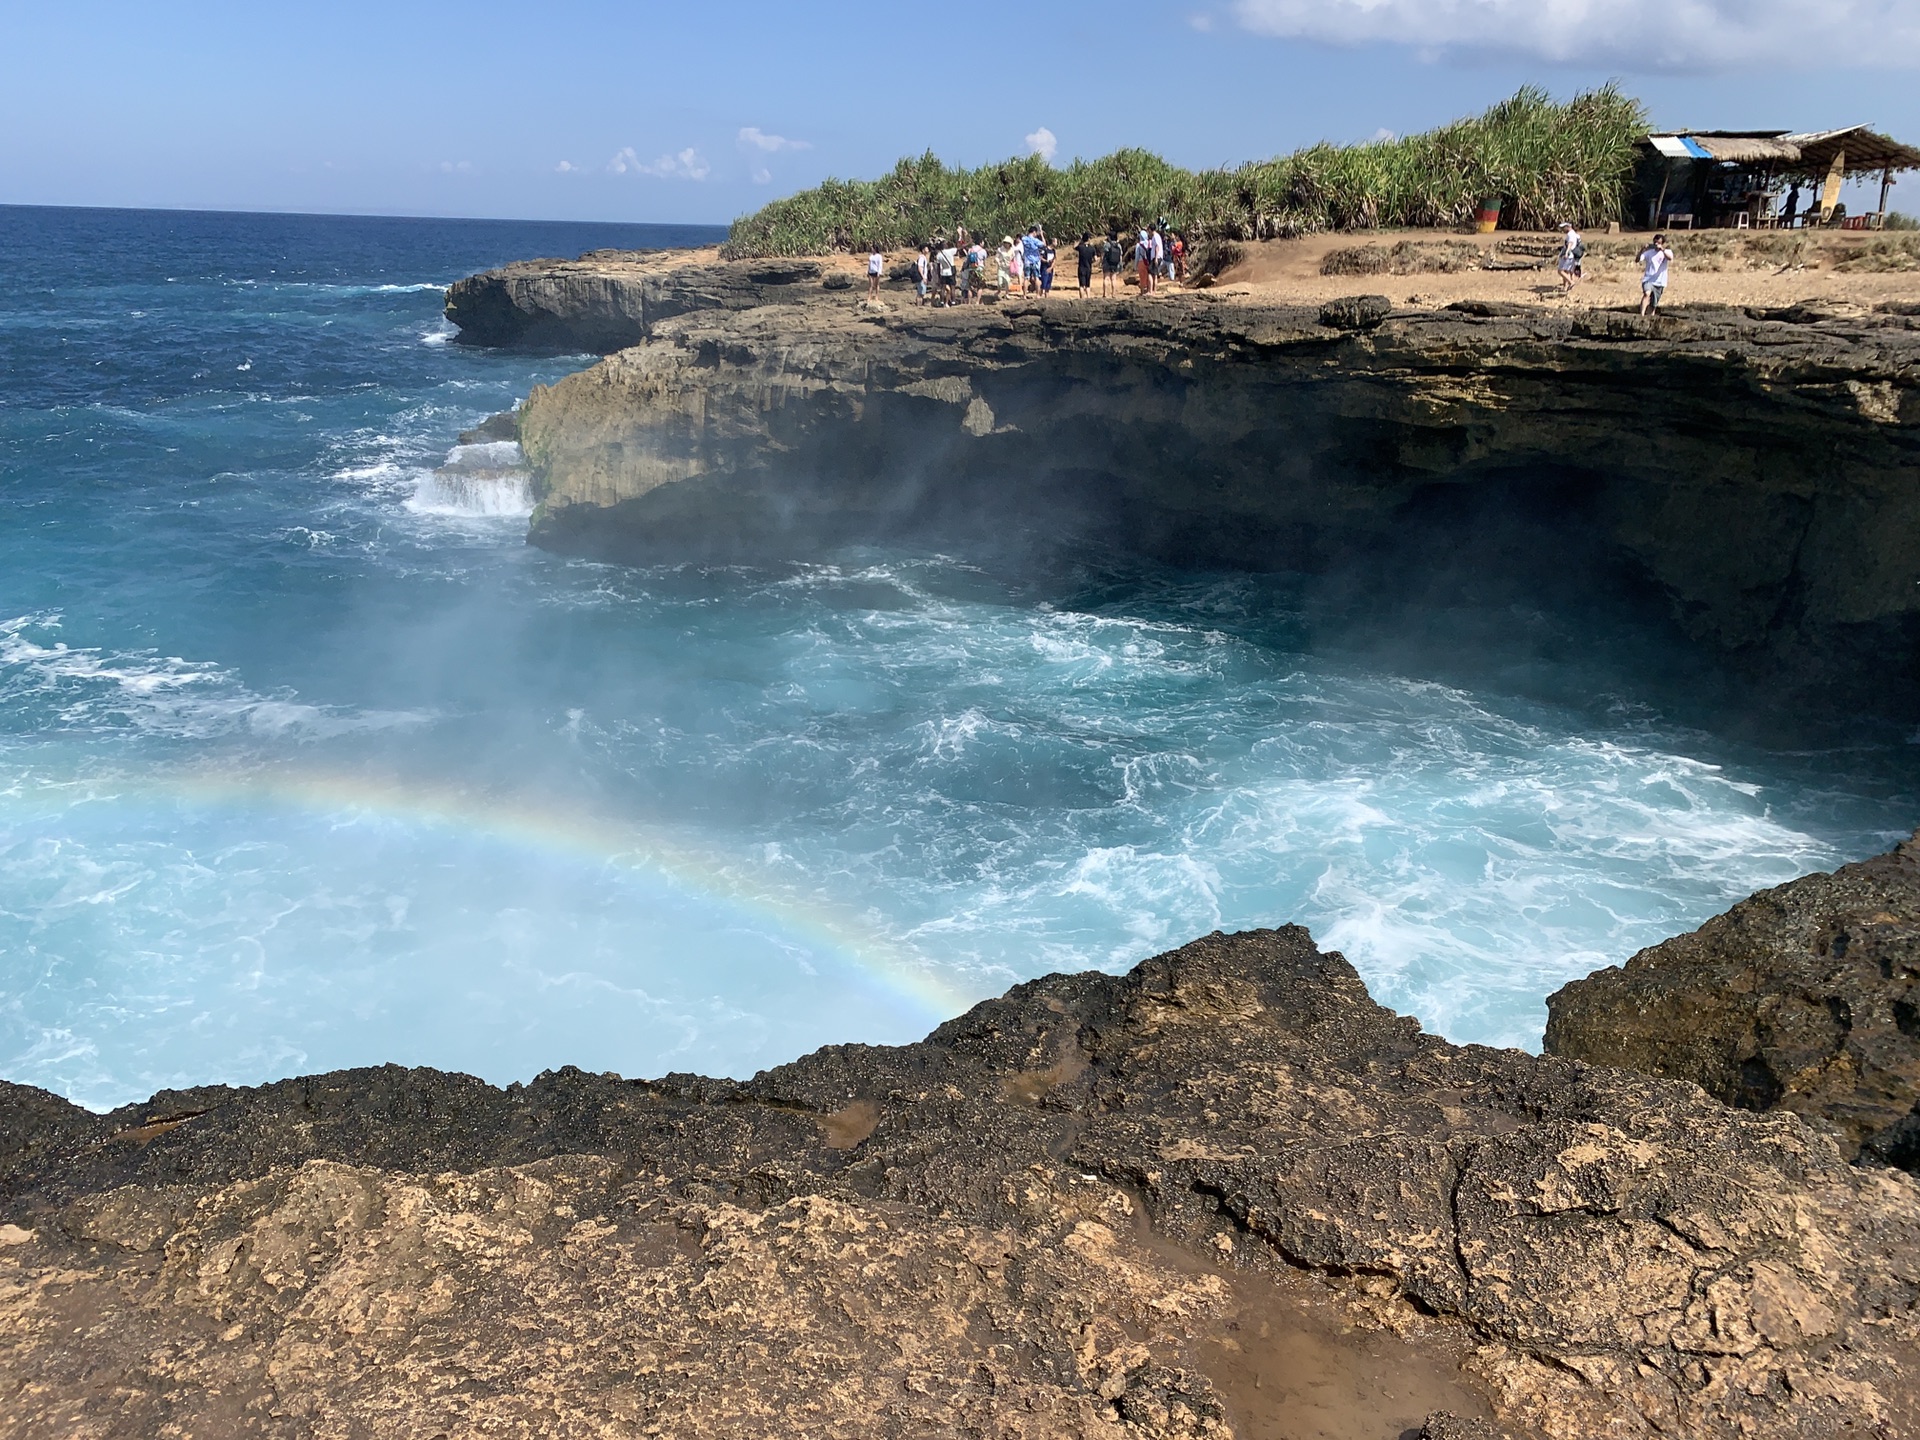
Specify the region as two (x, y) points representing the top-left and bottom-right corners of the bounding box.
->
(4, 1), (1917, 223)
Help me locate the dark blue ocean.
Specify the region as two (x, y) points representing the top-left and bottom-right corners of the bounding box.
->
(4, 204), (1915, 1110)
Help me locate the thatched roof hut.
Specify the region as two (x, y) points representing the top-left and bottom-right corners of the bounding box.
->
(1636, 125), (1920, 228)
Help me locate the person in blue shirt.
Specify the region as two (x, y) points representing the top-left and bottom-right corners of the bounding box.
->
(1020, 227), (1045, 297)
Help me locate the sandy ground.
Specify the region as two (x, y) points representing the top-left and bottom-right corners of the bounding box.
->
(788, 229), (1918, 313)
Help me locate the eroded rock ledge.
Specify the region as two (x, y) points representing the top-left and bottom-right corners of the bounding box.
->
(1548, 831), (1920, 1171)
(462, 258), (1920, 722)
(6, 926), (1919, 1439)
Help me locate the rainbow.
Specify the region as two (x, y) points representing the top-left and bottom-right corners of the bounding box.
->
(33, 766), (980, 1028)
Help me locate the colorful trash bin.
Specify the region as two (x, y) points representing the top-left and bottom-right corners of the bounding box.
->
(1475, 197), (1502, 233)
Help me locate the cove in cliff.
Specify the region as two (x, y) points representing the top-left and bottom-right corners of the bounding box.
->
(448, 252), (1920, 736)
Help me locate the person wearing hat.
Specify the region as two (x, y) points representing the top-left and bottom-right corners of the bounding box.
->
(1556, 221), (1584, 296)
(996, 236), (1017, 297)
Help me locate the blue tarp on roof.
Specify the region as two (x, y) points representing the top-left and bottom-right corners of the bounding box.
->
(1647, 135), (1720, 160)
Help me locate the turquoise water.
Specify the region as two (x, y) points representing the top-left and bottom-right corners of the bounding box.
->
(4, 205), (1914, 1110)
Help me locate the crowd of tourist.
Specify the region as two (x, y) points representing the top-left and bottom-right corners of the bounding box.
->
(876, 220), (1191, 306)
(869, 218), (1681, 313)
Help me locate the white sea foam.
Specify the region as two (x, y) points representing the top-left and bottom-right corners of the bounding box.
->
(405, 438), (534, 518)
(0, 615), (432, 742)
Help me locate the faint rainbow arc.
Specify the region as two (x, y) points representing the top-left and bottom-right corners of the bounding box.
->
(102, 768), (978, 1026)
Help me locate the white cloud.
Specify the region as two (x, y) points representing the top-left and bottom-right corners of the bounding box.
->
(608, 146), (712, 180)
(1230, 0), (1920, 68)
(438, 160), (474, 175)
(1368, 127), (1398, 143)
(555, 160), (578, 173)
(1025, 126), (1059, 163)
(751, 166), (774, 185)
(738, 126), (812, 153)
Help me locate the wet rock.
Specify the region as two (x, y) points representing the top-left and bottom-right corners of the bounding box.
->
(455, 410), (518, 445)
(5, 926), (1917, 1439)
(1546, 831), (1920, 1171)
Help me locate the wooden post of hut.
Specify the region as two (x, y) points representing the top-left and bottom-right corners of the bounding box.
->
(1880, 166), (1896, 226)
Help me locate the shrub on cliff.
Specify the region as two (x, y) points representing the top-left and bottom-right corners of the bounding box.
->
(724, 85), (1647, 257)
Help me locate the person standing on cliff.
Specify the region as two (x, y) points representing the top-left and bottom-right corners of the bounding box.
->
(1101, 232), (1123, 296)
(935, 240), (958, 306)
(1074, 233), (1098, 297)
(914, 245), (932, 305)
(1638, 233), (1673, 317)
(1021, 226), (1045, 297)
(1556, 222), (1583, 296)
(1135, 225), (1154, 293)
(867, 245), (884, 299)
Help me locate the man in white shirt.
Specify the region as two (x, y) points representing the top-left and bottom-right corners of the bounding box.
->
(1557, 222), (1583, 296)
(1638, 234), (1673, 317)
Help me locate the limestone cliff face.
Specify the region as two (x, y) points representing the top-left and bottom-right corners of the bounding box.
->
(1547, 831), (1920, 1171)
(508, 288), (1920, 715)
(7, 927), (1919, 1440)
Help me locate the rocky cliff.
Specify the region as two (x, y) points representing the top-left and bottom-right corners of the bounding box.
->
(443, 249), (826, 351)
(7, 926), (1919, 1440)
(454, 258), (1920, 721)
(1547, 831), (1920, 1172)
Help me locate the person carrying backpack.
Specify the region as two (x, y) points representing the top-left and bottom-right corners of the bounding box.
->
(934, 240), (958, 306)
(1101, 232), (1123, 297)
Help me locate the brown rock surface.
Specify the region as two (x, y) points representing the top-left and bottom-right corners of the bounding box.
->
(6, 928), (1918, 1439)
(1546, 831), (1920, 1171)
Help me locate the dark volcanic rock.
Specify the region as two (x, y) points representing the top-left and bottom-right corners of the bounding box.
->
(442, 251), (824, 350)
(1547, 832), (1920, 1171)
(5, 928), (1918, 1439)
(1318, 293), (1393, 329)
